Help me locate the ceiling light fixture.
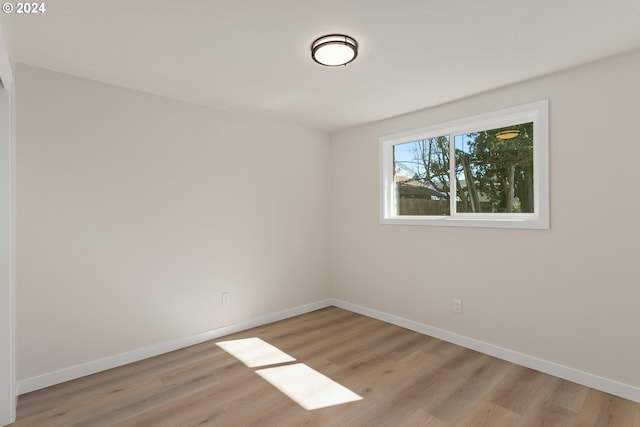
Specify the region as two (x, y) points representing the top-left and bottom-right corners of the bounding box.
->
(311, 34), (358, 67)
(495, 128), (520, 140)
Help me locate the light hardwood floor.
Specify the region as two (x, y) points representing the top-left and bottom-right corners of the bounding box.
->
(12, 307), (640, 426)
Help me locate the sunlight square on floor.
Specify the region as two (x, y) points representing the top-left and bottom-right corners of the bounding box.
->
(216, 337), (296, 367)
(256, 363), (363, 410)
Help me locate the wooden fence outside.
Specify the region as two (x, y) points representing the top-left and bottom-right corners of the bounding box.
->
(398, 199), (449, 216)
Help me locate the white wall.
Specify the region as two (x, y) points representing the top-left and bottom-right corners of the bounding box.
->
(0, 13), (13, 79)
(15, 65), (331, 382)
(331, 49), (640, 389)
(0, 15), (15, 426)
(0, 70), (14, 427)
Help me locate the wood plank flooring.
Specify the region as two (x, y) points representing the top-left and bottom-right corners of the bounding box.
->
(12, 307), (640, 426)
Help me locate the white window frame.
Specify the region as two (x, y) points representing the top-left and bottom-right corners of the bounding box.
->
(380, 100), (549, 229)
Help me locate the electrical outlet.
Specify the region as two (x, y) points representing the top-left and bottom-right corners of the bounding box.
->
(453, 298), (462, 313)
(222, 292), (231, 307)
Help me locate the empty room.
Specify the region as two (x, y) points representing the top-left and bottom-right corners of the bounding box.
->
(1, 1), (640, 426)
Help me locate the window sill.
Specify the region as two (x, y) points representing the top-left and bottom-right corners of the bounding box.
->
(380, 215), (549, 229)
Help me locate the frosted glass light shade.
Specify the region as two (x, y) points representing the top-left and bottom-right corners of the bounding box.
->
(311, 34), (358, 66)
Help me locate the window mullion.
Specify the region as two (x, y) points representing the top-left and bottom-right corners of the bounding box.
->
(448, 132), (456, 217)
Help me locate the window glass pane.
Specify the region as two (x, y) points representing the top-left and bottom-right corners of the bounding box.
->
(393, 136), (450, 216)
(454, 122), (534, 213)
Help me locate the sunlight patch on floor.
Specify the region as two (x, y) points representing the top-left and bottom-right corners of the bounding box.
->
(216, 337), (296, 368)
(217, 337), (363, 410)
(256, 363), (363, 410)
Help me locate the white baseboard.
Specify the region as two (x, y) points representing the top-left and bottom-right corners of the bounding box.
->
(18, 298), (640, 403)
(331, 298), (640, 403)
(18, 299), (333, 395)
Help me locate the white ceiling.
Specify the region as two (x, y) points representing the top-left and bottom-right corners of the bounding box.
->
(8, 0), (640, 132)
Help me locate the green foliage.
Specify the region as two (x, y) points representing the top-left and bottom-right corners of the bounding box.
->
(458, 122), (534, 213)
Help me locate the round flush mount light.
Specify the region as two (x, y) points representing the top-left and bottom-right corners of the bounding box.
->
(495, 128), (521, 140)
(311, 34), (358, 66)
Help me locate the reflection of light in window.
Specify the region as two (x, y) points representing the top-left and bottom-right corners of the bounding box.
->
(256, 363), (363, 410)
(216, 337), (296, 368)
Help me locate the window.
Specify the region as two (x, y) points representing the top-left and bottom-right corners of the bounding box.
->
(380, 100), (549, 229)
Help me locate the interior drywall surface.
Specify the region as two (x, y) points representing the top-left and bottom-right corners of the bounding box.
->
(330, 49), (640, 388)
(15, 65), (331, 380)
(0, 69), (15, 424)
(0, 15), (14, 81)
